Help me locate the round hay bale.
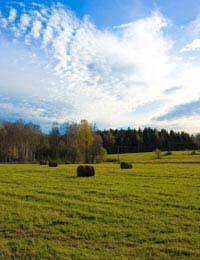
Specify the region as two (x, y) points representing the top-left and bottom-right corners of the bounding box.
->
(120, 162), (132, 169)
(39, 160), (47, 165)
(77, 165), (95, 177)
(49, 161), (58, 167)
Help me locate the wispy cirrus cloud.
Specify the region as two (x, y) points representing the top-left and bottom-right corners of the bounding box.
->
(181, 38), (200, 52)
(0, 2), (200, 132)
(164, 86), (183, 94)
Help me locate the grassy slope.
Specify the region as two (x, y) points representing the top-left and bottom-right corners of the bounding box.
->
(0, 152), (199, 259)
(107, 150), (200, 163)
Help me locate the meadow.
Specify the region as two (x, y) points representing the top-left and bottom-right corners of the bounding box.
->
(0, 151), (199, 259)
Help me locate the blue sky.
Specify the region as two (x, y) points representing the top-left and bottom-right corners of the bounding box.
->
(1, 0), (200, 132)
(2, 0), (200, 27)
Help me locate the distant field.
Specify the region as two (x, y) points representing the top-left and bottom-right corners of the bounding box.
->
(107, 150), (200, 163)
(0, 152), (199, 259)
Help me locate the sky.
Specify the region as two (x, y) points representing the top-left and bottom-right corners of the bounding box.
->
(1, 1), (200, 133)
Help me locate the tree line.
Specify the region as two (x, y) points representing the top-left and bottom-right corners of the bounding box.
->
(100, 128), (198, 154)
(0, 120), (198, 163)
(0, 120), (106, 163)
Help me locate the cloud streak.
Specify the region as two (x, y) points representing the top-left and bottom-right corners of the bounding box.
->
(155, 99), (200, 121)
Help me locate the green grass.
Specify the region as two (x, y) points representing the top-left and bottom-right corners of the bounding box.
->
(0, 151), (199, 259)
(107, 150), (200, 163)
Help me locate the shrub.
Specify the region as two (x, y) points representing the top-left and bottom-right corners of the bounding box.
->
(155, 149), (162, 159)
(120, 162), (133, 169)
(98, 147), (107, 162)
(165, 150), (172, 156)
(65, 161), (70, 164)
(39, 160), (47, 165)
(49, 161), (58, 167)
(105, 158), (119, 163)
(77, 165), (95, 177)
(191, 150), (197, 155)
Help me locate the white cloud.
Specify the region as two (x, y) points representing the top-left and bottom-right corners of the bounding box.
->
(8, 8), (17, 23)
(31, 20), (42, 38)
(0, 3), (200, 131)
(181, 38), (200, 52)
(1, 17), (8, 28)
(42, 26), (53, 46)
(20, 14), (30, 31)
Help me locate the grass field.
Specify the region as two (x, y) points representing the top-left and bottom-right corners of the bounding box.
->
(0, 151), (199, 259)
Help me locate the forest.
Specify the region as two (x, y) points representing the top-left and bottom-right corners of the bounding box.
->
(0, 119), (198, 163)
(100, 128), (199, 153)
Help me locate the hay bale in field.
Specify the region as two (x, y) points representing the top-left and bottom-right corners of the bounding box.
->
(120, 162), (132, 169)
(77, 165), (95, 177)
(49, 161), (58, 167)
(39, 160), (47, 165)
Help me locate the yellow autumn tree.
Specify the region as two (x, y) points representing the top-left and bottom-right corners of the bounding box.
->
(76, 120), (94, 163)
